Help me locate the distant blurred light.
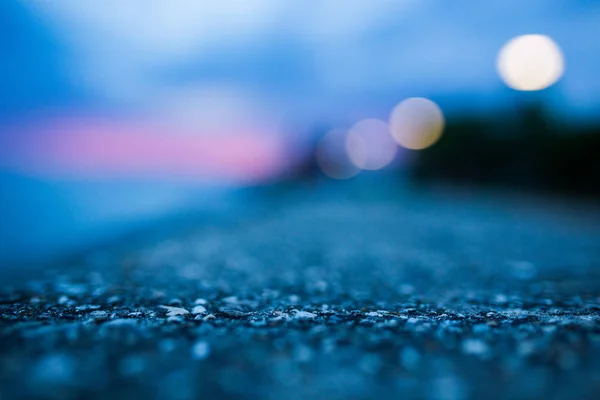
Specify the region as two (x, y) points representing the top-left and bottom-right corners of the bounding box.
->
(345, 119), (397, 171)
(389, 98), (444, 150)
(316, 129), (360, 180)
(497, 34), (565, 91)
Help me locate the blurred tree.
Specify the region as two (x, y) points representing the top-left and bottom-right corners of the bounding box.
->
(410, 103), (600, 197)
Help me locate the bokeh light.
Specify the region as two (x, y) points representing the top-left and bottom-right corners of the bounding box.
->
(345, 119), (397, 171)
(389, 98), (445, 150)
(497, 34), (565, 91)
(316, 129), (360, 179)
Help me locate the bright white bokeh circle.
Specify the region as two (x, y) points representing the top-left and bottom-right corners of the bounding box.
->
(497, 34), (565, 91)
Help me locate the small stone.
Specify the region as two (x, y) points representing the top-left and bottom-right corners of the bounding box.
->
(268, 315), (285, 324)
(293, 344), (313, 363)
(288, 294), (300, 304)
(89, 310), (109, 320)
(105, 319), (136, 326)
(462, 339), (489, 356)
(517, 341), (536, 357)
(358, 354), (381, 374)
(159, 339), (177, 353)
(379, 319), (399, 328)
(472, 324), (490, 334)
(203, 314), (216, 321)
(399, 284), (415, 295)
(222, 296), (238, 304)
(400, 347), (420, 370)
(322, 338), (336, 354)
(542, 325), (557, 334)
(168, 298), (183, 306)
(291, 310), (317, 319)
(191, 341), (210, 360)
(194, 298), (208, 305)
(58, 295), (69, 305)
(76, 305), (100, 311)
(494, 294), (508, 304)
(160, 306), (189, 317)
(191, 305), (207, 315)
(313, 280), (328, 292)
(509, 260), (537, 281)
(219, 308), (247, 319)
(34, 354), (75, 384)
(58, 283), (87, 296)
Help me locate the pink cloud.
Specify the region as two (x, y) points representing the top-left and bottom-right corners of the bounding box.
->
(1, 116), (289, 184)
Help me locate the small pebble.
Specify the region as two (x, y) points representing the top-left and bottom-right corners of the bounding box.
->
(462, 339), (490, 356)
(76, 305), (100, 311)
(288, 295), (300, 304)
(191, 305), (207, 315)
(159, 339), (177, 353)
(191, 341), (210, 360)
(222, 296), (238, 304)
(168, 298), (183, 306)
(400, 347), (421, 370)
(160, 306), (189, 317)
(105, 319), (136, 327)
(89, 310), (109, 320)
(293, 344), (313, 363)
(291, 310), (317, 319)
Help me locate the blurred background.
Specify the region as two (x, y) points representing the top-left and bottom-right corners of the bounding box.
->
(1, 0), (599, 265)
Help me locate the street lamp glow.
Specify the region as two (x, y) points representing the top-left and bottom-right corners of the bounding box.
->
(389, 98), (445, 150)
(497, 34), (565, 91)
(345, 119), (397, 170)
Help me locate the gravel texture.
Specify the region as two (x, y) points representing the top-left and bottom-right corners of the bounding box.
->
(1, 186), (600, 400)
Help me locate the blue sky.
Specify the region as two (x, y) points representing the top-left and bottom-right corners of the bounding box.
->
(2, 0), (600, 123)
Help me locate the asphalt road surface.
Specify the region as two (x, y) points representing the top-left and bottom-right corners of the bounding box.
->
(2, 185), (600, 400)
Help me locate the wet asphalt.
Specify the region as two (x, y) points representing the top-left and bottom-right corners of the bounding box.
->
(1, 185), (600, 400)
